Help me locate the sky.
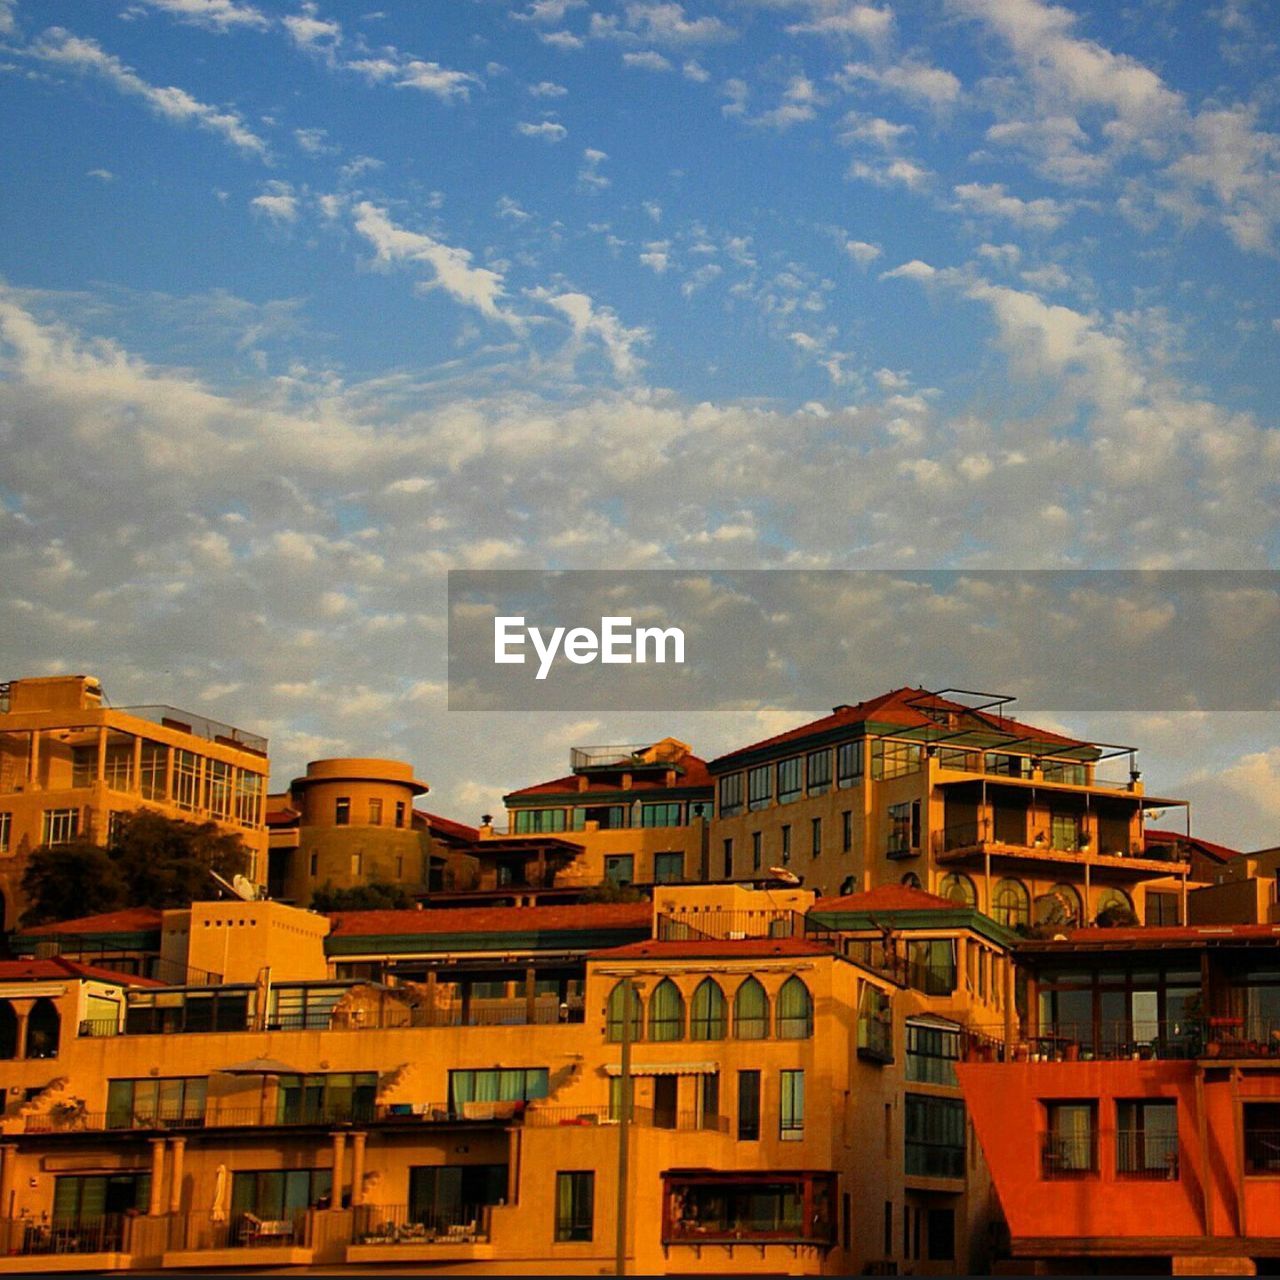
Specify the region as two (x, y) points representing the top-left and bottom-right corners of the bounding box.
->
(0, 0), (1277, 847)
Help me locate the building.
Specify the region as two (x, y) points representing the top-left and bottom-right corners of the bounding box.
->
(958, 921), (1280, 1276)
(0, 880), (1017, 1274)
(0, 676), (269, 929)
(706, 686), (1195, 931)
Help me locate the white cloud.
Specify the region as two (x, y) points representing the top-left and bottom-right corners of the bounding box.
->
(880, 258), (937, 280)
(623, 50), (673, 72)
(849, 156), (931, 189)
(578, 148), (610, 189)
(517, 119), (568, 142)
(786, 4), (893, 45)
(952, 181), (1072, 231)
(528, 80), (568, 97)
(539, 29), (585, 50)
(840, 59), (962, 107)
(282, 4), (342, 57)
(640, 240), (672, 273)
(533, 289), (650, 379)
(86, 168), (116, 182)
(842, 237), (882, 266)
(725, 74), (820, 130)
(292, 126), (333, 155)
(624, 2), (734, 45)
(347, 56), (480, 101)
(515, 0), (585, 22)
(30, 28), (268, 158)
(133, 0), (268, 31)
(250, 181), (299, 223)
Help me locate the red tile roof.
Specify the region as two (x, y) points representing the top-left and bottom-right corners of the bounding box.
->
(590, 937), (834, 961)
(1144, 828), (1242, 863)
(506, 753), (713, 800)
(266, 807), (300, 827)
(1031, 923), (1280, 947)
(0, 957), (161, 986)
(812, 884), (956, 913)
(712, 686), (1088, 768)
(327, 902), (654, 937)
(418, 811), (481, 843)
(17, 908), (164, 937)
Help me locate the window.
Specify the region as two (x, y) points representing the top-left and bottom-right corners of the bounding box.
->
(722, 838), (733, 878)
(277, 1072), (378, 1124)
(449, 1068), (548, 1113)
(173, 750), (200, 810)
(1043, 1102), (1098, 1177)
(103, 745), (133, 791)
(883, 1201), (893, 1257)
(811, 817), (822, 857)
(368, 798), (383, 825)
(555, 1171), (594, 1242)
(750, 831), (762, 871)
(737, 1070), (761, 1140)
(41, 808), (79, 845)
(1244, 1103), (1280, 1175)
(72, 746), (95, 788)
(874, 740), (923, 780)
(604, 854), (634, 887)
(107, 1077), (207, 1128)
(308, 851), (318, 876)
(837, 740), (864, 787)
(139, 742), (166, 800)
(1042, 760), (1087, 785)
(691, 979), (726, 1040)
(514, 808), (566, 833)
(1050, 810), (1081, 851)
(992, 878), (1030, 928)
(887, 800), (920, 856)
(938, 873), (976, 908)
(936, 747), (977, 772)
(985, 752), (1031, 777)
(780, 824), (791, 864)
(606, 981), (642, 1043)
(663, 1173), (833, 1244)
(718, 772), (744, 818)
(776, 976), (814, 1039)
(335, 797), (351, 826)
(350, 852), (363, 877)
(907, 940), (956, 995)
(748, 765), (772, 811)
(1038, 883), (1083, 926)
(1117, 1100), (1178, 1178)
(777, 757), (802, 804)
(780, 1070), (805, 1139)
(649, 979), (685, 1041)
(807, 748), (832, 796)
(857, 984), (893, 1063)
(842, 810), (852, 853)
(1146, 890), (1181, 927)
(234, 772), (263, 825)
(1096, 887), (1133, 921)
(641, 802), (682, 827)
(653, 851), (683, 883)
(905, 1094), (966, 1177)
(410, 1164), (507, 1228)
(231, 1168), (331, 1219)
(906, 1021), (961, 1085)
(572, 805), (629, 831)
(0, 812), (9, 853)
(54, 1173), (151, 1226)
(926, 1208), (955, 1261)
(734, 977), (769, 1040)
(204, 759), (232, 819)
(395, 801), (406, 828)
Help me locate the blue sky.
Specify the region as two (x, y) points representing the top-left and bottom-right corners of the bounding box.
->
(0, 0), (1277, 846)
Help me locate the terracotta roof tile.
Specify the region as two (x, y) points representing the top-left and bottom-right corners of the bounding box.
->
(812, 884), (956, 913)
(1144, 829), (1242, 863)
(590, 937), (834, 961)
(418, 811), (481, 843)
(0, 957), (160, 986)
(17, 908), (164, 937)
(506, 754), (713, 800)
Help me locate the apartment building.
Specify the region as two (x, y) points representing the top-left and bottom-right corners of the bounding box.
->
(0, 676), (269, 928)
(706, 687), (1195, 932)
(0, 882), (1012, 1274)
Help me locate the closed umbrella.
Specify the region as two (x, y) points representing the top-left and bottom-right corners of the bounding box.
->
(211, 1165), (228, 1224)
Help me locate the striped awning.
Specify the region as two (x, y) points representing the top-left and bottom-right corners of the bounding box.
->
(604, 1061), (719, 1077)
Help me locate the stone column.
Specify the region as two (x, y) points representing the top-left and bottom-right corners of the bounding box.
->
(167, 1137), (185, 1215)
(96, 727), (108, 783)
(148, 1139), (166, 1216)
(348, 1132), (367, 1207)
(10, 1000), (33, 1061)
(330, 1132), (346, 1208)
(0, 1144), (18, 1219)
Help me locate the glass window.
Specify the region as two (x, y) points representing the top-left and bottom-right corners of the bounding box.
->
(1043, 1102), (1097, 1176)
(234, 772), (263, 825)
(54, 1173), (151, 1226)
(748, 765), (772, 811)
(780, 824), (791, 864)
(335, 797), (351, 826)
(606, 981), (642, 1043)
(368, 798), (383, 825)
(514, 808), (566, 834)
(1145, 890), (1181, 927)
(641, 802), (682, 828)
(751, 831), (762, 871)
(690, 979), (727, 1041)
(648, 979), (685, 1041)
(777, 758), (802, 804)
(205, 760), (232, 819)
(776, 977), (813, 1039)
(71, 746), (95, 788)
(103, 744), (134, 791)
(173, 750), (200, 810)
(1117, 1100), (1178, 1178)
(231, 1168), (331, 1218)
(985, 752), (1031, 778)
(555, 1171), (594, 1242)
(806, 749), (831, 796)
(1042, 760), (1087, 785)
(905, 1094), (965, 1177)
(1245, 1103), (1280, 1175)
(653, 851), (683, 883)
(41, 808), (79, 845)
(107, 1077), (208, 1128)
(604, 854), (634, 887)
(449, 1068), (548, 1113)
(837, 740), (864, 787)
(734, 977), (769, 1040)
(1038, 883), (1083, 926)
(842, 810), (852, 853)
(906, 1022), (960, 1085)
(1096, 887), (1134, 921)
(722, 838), (733, 878)
(139, 742), (167, 800)
(0, 812), (8, 854)
(737, 1070), (761, 1141)
(811, 817), (822, 857)
(887, 800), (920, 856)
(1050, 810), (1081, 850)
(874, 740), (923, 780)
(992, 878), (1030, 928)
(780, 1070), (805, 1140)
(938, 873), (976, 908)
(936, 748), (977, 772)
(907, 940), (956, 995)
(718, 773), (744, 818)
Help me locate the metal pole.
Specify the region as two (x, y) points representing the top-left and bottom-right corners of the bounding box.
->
(615, 978), (634, 1277)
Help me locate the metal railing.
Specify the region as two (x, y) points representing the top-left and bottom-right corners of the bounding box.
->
(1116, 1130), (1179, 1179)
(656, 910), (805, 941)
(353, 1203), (491, 1246)
(1041, 1131), (1099, 1178)
(167, 1209), (309, 1251)
(857, 1012), (893, 1063)
(966, 1017), (1280, 1062)
(118, 705), (268, 754)
(523, 1104), (728, 1132)
(1245, 1129), (1280, 1175)
(0, 1214), (126, 1256)
(571, 744), (665, 771)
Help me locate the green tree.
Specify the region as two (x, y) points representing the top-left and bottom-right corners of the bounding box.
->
(310, 881), (414, 912)
(20, 841), (127, 926)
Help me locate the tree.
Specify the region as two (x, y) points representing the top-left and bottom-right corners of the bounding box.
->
(20, 841), (127, 926)
(311, 881), (414, 912)
(20, 812), (250, 925)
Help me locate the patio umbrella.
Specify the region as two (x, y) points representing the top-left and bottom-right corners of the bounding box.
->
(211, 1165), (228, 1224)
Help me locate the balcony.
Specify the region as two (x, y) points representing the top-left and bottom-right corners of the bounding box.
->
(932, 819), (1181, 876)
(661, 1171), (836, 1249)
(347, 1203), (495, 1264)
(969, 1017), (1280, 1063)
(161, 1210), (313, 1268)
(1116, 1129), (1179, 1179)
(1041, 1131), (1098, 1179)
(857, 1011), (893, 1064)
(0, 1214), (128, 1265)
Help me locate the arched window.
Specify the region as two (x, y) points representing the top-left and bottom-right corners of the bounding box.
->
(26, 998), (61, 1060)
(0, 1002), (16, 1061)
(992, 878), (1030, 928)
(901, 872), (922, 889)
(1037, 883), (1082, 926)
(648, 979), (685, 1042)
(605, 981), (642, 1043)
(690, 978), (727, 1041)
(776, 976), (814, 1039)
(939, 873), (976, 908)
(733, 977), (769, 1040)
(1095, 886), (1134, 921)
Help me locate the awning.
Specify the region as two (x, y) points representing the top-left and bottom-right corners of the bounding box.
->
(604, 1061), (718, 1077)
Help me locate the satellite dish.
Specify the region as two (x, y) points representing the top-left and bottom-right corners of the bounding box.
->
(232, 875), (259, 902)
(768, 867), (802, 886)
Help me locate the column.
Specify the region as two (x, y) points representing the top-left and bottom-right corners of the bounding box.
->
(95, 727), (107, 783)
(348, 1133), (367, 1207)
(524, 966), (537, 1024)
(148, 1139), (166, 1216)
(11, 1001), (32, 1061)
(27, 730), (39, 788)
(167, 1137), (185, 1215)
(330, 1132), (346, 1209)
(132, 734), (143, 795)
(0, 1144), (17, 1219)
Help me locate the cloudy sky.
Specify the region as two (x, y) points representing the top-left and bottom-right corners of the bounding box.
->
(0, 0), (1277, 847)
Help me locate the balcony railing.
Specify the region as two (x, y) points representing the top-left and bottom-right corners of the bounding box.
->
(1116, 1129), (1179, 1179)
(1041, 1131), (1098, 1178)
(353, 1203), (491, 1246)
(1245, 1129), (1280, 1175)
(118, 705), (268, 754)
(967, 1017), (1280, 1063)
(166, 1210), (309, 1252)
(0, 1214), (126, 1256)
(857, 1012), (893, 1064)
(523, 1104), (729, 1133)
